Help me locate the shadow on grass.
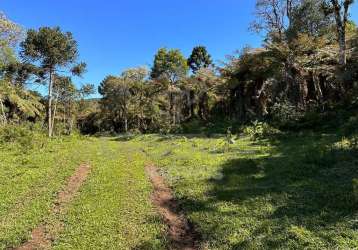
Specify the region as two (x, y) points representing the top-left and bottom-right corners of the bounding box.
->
(107, 133), (224, 143)
(177, 133), (358, 248)
(154, 134), (225, 142)
(132, 240), (167, 250)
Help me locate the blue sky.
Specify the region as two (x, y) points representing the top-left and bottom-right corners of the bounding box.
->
(1, 0), (358, 96)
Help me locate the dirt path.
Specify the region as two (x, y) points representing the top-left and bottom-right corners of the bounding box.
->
(16, 164), (91, 250)
(146, 164), (200, 250)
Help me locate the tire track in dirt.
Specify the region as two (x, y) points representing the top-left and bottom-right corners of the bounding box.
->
(146, 164), (200, 250)
(15, 164), (91, 250)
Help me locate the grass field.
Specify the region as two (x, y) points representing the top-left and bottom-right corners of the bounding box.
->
(0, 136), (166, 250)
(1, 132), (357, 249)
(138, 134), (358, 249)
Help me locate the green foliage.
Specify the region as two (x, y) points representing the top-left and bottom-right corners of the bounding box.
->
(353, 178), (358, 203)
(150, 47), (188, 83)
(20, 27), (78, 68)
(70, 62), (87, 76)
(0, 45), (16, 75)
(1, 3), (358, 250)
(0, 123), (46, 152)
(98, 68), (153, 133)
(342, 114), (358, 135)
(187, 46), (213, 73)
(180, 118), (207, 134)
(287, 0), (333, 39)
(0, 80), (44, 122)
(271, 99), (304, 127)
(0, 13), (22, 77)
(19, 26), (85, 137)
(243, 120), (281, 140)
(0, 12), (23, 47)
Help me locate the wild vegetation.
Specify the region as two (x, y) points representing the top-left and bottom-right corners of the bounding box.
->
(0, 0), (358, 249)
(1, 0), (358, 135)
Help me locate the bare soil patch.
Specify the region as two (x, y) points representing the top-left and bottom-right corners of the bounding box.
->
(146, 164), (200, 250)
(16, 164), (91, 250)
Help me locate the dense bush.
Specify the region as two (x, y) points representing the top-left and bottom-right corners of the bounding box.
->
(0, 123), (47, 152)
(342, 115), (358, 135)
(271, 99), (304, 128)
(243, 121), (281, 141)
(353, 178), (358, 203)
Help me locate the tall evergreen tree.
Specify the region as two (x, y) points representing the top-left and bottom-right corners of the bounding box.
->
(187, 46), (213, 74)
(20, 27), (85, 136)
(150, 48), (189, 125)
(150, 48), (188, 84)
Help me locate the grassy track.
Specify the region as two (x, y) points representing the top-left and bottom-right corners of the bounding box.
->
(1, 133), (357, 249)
(125, 134), (358, 249)
(0, 136), (166, 250)
(0, 137), (91, 249)
(53, 138), (166, 249)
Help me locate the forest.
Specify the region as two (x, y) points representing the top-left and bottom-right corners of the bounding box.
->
(1, 0), (358, 249)
(1, 0), (358, 135)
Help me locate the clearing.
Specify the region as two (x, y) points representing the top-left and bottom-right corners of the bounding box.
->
(1, 133), (357, 249)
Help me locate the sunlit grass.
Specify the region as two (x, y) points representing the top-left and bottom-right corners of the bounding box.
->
(1, 133), (357, 249)
(0, 136), (166, 250)
(126, 133), (358, 249)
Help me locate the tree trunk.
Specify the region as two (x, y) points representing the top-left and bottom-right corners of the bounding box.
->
(169, 92), (176, 125)
(52, 90), (60, 136)
(63, 105), (66, 127)
(48, 69), (54, 137)
(172, 106), (176, 125)
(331, 0), (350, 66)
(0, 99), (7, 126)
(337, 25), (347, 66)
(313, 73), (323, 102)
(190, 90), (195, 118)
(137, 115), (140, 130)
(124, 115), (128, 133)
(69, 117), (74, 135)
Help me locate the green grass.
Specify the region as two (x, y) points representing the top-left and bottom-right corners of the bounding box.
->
(0, 136), (90, 249)
(53, 138), (166, 249)
(123, 133), (358, 249)
(0, 136), (166, 250)
(1, 132), (357, 249)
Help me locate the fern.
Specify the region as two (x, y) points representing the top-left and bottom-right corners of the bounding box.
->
(0, 80), (44, 123)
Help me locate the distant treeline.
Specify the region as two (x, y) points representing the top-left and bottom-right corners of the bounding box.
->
(1, 0), (358, 136)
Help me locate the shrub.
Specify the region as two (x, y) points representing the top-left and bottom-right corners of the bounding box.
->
(181, 118), (205, 134)
(0, 123), (47, 152)
(271, 99), (304, 127)
(342, 115), (358, 136)
(353, 178), (358, 203)
(243, 121), (281, 140)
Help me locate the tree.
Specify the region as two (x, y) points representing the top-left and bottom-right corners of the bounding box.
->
(323, 0), (355, 65)
(0, 12), (22, 47)
(151, 48), (188, 84)
(99, 74), (136, 133)
(3, 62), (41, 87)
(184, 67), (221, 120)
(0, 12), (22, 74)
(52, 76), (93, 135)
(252, 0), (298, 41)
(187, 46), (213, 73)
(151, 48), (188, 124)
(20, 27), (85, 137)
(0, 79), (44, 125)
(287, 0), (333, 39)
(121, 67), (149, 130)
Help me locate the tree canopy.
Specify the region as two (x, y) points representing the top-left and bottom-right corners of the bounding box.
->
(1, 1), (358, 135)
(187, 46), (213, 73)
